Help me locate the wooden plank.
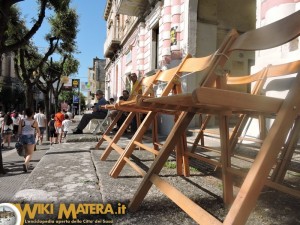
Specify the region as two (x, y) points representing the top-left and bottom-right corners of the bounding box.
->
(227, 60), (300, 85)
(272, 116), (300, 183)
(100, 112), (136, 160)
(95, 111), (123, 149)
(228, 11), (300, 51)
(150, 174), (222, 225)
(227, 167), (300, 198)
(141, 93), (194, 107)
(178, 55), (213, 72)
(133, 141), (159, 155)
(110, 112), (158, 178)
(219, 115), (234, 204)
(192, 87), (282, 114)
(186, 152), (222, 167)
(224, 72), (300, 225)
(129, 112), (195, 211)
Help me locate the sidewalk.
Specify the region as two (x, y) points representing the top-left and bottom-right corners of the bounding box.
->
(1, 115), (299, 224)
(0, 140), (49, 202)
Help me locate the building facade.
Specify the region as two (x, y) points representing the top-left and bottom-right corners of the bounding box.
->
(103, 0), (299, 134)
(0, 52), (25, 112)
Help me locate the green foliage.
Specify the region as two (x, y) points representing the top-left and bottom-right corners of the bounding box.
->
(48, 8), (78, 53)
(59, 90), (75, 103)
(63, 55), (79, 76)
(48, 0), (71, 12)
(5, 6), (25, 44)
(59, 90), (86, 107)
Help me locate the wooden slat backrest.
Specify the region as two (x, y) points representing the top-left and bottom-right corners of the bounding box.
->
(228, 11), (300, 52)
(154, 67), (179, 82)
(178, 55), (214, 73)
(227, 60), (300, 85)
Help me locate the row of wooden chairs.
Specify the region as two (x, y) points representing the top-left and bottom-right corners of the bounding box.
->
(95, 11), (300, 225)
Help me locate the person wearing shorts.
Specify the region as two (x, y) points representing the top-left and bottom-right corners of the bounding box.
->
(18, 108), (40, 172)
(55, 107), (65, 144)
(34, 108), (47, 145)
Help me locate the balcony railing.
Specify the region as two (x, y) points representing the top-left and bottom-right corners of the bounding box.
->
(104, 24), (121, 59)
(116, 0), (148, 17)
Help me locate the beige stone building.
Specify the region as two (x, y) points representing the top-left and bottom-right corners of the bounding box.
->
(86, 57), (106, 108)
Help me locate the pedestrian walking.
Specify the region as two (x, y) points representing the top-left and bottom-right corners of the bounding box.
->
(34, 108), (47, 145)
(48, 114), (57, 145)
(55, 107), (65, 144)
(1, 114), (13, 149)
(18, 108), (40, 172)
(19, 110), (26, 120)
(12, 111), (21, 138)
(62, 114), (73, 138)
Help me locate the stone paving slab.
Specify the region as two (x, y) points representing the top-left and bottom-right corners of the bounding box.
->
(0, 143), (48, 203)
(13, 142), (102, 204)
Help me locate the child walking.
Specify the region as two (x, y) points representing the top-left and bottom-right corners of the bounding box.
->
(62, 114), (73, 139)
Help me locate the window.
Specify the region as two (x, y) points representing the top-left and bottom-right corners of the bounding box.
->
(151, 24), (159, 70)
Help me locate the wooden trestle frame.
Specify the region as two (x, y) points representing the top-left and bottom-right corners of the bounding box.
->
(94, 72), (160, 154)
(107, 11), (300, 225)
(95, 54), (213, 166)
(107, 29), (240, 178)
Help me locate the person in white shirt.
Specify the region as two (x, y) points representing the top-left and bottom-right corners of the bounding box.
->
(12, 111), (21, 137)
(62, 114), (73, 138)
(34, 108), (47, 145)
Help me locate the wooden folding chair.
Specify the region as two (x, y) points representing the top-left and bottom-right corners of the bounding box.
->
(106, 25), (248, 179)
(107, 27), (243, 178)
(94, 72), (160, 153)
(98, 54), (216, 177)
(124, 11), (300, 225)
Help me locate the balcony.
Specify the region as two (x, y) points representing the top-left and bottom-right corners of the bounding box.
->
(104, 24), (121, 59)
(116, 0), (148, 17)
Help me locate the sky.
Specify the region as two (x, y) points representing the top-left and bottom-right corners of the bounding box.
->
(17, 0), (107, 86)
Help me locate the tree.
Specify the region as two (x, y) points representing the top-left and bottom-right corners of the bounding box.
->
(0, 0), (71, 55)
(51, 55), (79, 112)
(13, 5), (78, 114)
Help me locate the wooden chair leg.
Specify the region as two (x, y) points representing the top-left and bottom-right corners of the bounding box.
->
(100, 112), (136, 160)
(109, 111), (158, 178)
(219, 115), (234, 205)
(191, 115), (211, 153)
(129, 112), (195, 211)
(271, 116), (300, 183)
(224, 73), (300, 225)
(95, 111), (122, 149)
